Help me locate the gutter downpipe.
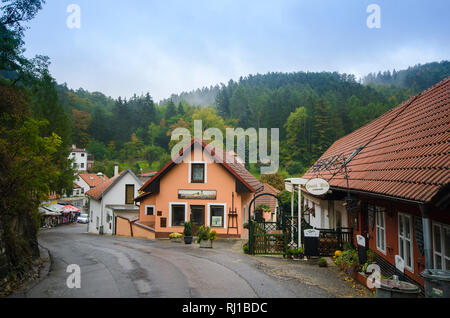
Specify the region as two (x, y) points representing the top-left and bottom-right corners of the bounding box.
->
(419, 204), (433, 269)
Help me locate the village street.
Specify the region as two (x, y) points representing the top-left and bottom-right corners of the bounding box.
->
(12, 224), (370, 298)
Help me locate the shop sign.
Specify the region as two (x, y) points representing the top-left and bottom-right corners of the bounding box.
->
(178, 190), (217, 200)
(305, 178), (330, 196)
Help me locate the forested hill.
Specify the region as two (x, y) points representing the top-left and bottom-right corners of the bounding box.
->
(52, 62), (449, 178)
(363, 60), (450, 93)
(159, 85), (220, 106)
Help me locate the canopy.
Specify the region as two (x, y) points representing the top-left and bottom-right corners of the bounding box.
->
(62, 205), (81, 213)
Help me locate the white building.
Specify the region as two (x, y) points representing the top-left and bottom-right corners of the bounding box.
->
(86, 169), (142, 235)
(68, 145), (89, 172)
(303, 192), (348, 230)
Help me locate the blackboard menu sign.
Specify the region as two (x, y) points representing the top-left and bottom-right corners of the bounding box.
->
(414, 216), (424, 256)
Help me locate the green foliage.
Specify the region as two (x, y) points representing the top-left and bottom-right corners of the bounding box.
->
(367, 249), (376, 263)
(259, 173), (285, 191)
(335, 246), (360, 274)
(318, 258), (327, 267)
(256, 204), (270, 212)
(183, 222), (192, 236)
(195, 226), (216, 243)
(169, 233), (183, 239)
(242, 242), (249, 254)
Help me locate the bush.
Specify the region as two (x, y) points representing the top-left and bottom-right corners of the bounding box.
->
(184, 221), (192, 236)
(318, 258), (327, 267)
(169, 233), (183, 239)
(335, 246), (360, 275)
(367, 249), (375, 263)
(242, 243), (249, 254)
(196, 226), (217, 243)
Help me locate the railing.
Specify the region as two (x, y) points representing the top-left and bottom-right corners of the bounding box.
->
(315, 227), (354, 256)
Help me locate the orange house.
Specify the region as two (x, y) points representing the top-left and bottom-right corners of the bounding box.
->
(134, 138), (263, 239)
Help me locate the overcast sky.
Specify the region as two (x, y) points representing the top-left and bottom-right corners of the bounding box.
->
(23, 0), (450, 102)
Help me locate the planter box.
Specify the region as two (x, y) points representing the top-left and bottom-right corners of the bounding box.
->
(355, 272), (376, 292)
(170, 238), (182, 243)
(199, 240), (213, 248)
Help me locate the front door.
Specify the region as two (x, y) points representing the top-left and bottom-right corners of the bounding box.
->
(190, 205), (205, 235)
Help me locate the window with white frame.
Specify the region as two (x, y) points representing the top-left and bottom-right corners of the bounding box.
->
(376, 207), (386, 254)
(210, 205), (225, 228)
(398, 213), (414, 272)
(433, 222), (450, 270)
(171, 204), (186, 227)
(190, 162), (206, 183)
(145, 205), (155, 216)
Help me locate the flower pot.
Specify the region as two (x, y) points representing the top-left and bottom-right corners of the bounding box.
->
(184, 236), (193, 244)
(199, 240), (212, 248)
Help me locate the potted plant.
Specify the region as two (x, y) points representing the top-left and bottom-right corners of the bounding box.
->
(196, 226), (217, 248)
(242, 242), (249, 254)
(183, 221), (193, 244)
(318, 258), (328, 267)
(243, 222), (249, 229)
(169, 232), (183, 243)
(297, 247), (305, 259)
(287, 248), (298, 259)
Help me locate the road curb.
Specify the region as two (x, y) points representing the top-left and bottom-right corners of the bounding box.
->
(7, 244), (52, 298)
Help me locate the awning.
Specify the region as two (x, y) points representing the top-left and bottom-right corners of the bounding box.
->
(62, 205), (81, 213)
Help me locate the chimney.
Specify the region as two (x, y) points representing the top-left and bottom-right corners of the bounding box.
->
(114, 165), (119, 177)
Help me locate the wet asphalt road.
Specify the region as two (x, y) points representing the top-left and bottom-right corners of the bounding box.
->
(22, 224), (333, 298)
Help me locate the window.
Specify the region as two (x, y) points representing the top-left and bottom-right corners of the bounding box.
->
(80, 163), (85, 169)
(145, 205), (155, 216)
(210, 205), (225, 228)
(398, 213), (414, 272)
(433, 223), (450, 270)
(171, 204), (186, 227)
(125, 185), (135, 204)
(81, 153), (85, 157)
(191, 163), (205, 183)
(376, 207), (386, 254)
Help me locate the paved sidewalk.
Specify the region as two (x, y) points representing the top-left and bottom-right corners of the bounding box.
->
(224, 240), (373, 298)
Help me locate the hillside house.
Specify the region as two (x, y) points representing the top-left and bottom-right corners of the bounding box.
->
(117, 138), (264, 239)
(302, 77), (450, 289)
(86, 169), (142, 235)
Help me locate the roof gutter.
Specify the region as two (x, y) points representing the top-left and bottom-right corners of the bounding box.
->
(330, 186), (426, 206)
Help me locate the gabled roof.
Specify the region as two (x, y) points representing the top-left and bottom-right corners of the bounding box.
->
(139, 138), (263, 195)
(78, 173), (109, 188)
(86, 169), (142, 201)
(302, 77), (450, 204)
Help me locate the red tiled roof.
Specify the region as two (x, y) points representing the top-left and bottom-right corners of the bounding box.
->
(79, 173), (109, 188)
(139, 138), (263, 194)
(73, 183), (81, 189)
(254, 183), (281, 212)
(86, 176), (117, 200)
(303, 77), (450, 203)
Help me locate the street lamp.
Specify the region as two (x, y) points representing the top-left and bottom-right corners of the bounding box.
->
(97, 172), (105, 235)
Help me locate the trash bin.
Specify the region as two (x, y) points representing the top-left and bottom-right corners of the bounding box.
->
(376, 279), (420, 298)
(420, 269), (450, 298)
(304, 229), (320, 257)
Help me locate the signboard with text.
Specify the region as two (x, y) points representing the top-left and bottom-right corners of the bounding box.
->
(305, 178), (330, 196)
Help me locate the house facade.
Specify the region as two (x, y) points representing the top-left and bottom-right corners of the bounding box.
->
(86, 169), (142, 235)
(302, 193), (348, 230)
(132, 139), (263, 239)
(302, 77), (450, 288)
(68, 145), (89, 172)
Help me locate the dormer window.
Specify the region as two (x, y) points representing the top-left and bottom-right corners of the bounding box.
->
(190, 163), (205, 183)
